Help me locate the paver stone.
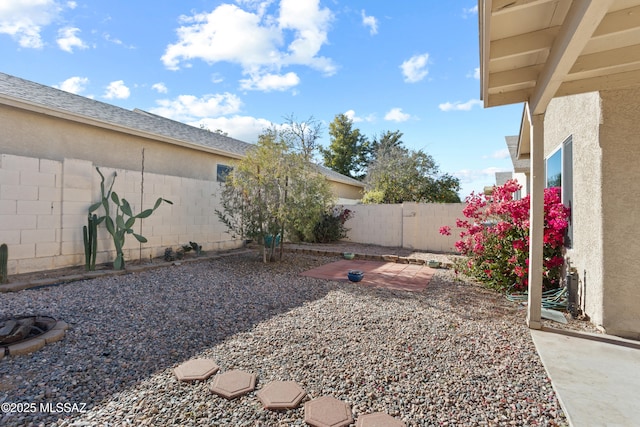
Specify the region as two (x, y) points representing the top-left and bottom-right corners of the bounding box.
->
(209, 369), (256, 399)
(257, 381), (306, 410)
(173, 359), (219, 382)
(304, 396), (353, 427)
(356, 412), (406, 427)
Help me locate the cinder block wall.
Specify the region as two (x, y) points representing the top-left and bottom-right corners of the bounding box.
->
(0, 154), (241, 274)
(342, 203), (465, 253)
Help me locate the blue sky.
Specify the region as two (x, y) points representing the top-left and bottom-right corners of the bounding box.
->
(0, 0), (523, 198)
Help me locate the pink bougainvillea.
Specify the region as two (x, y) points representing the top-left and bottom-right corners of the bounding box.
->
(441, 180), (570, 293)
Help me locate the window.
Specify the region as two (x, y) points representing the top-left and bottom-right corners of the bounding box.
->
(217, 164), (232, 182)
(545, 136), (573, 247)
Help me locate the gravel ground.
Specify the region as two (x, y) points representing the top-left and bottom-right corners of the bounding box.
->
(0, 251), (568, 426)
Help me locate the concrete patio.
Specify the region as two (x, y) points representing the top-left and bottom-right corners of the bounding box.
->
(531, 328), (640, 427)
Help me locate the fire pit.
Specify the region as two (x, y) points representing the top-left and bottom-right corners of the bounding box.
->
(0, 315), (68, 357)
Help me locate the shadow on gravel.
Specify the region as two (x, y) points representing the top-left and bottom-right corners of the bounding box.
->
(0, 252), (340, 426)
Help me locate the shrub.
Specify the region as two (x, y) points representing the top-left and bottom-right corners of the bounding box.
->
(310, 206), (353, 243)
(440, 180), (569, 293)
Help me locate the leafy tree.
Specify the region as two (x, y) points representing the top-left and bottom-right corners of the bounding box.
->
(216, 127), (334, 262)
(363, 144), (461, 203)
(321, 113), (369, 179)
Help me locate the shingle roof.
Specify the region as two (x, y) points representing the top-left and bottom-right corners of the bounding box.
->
(0, 72), (364, 187)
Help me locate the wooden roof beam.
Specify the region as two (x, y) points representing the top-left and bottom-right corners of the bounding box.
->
(530, 0), (614, 115)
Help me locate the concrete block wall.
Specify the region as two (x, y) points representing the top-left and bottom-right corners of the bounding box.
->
(0, 155), (241, 274)
(343, 202), (464, 253)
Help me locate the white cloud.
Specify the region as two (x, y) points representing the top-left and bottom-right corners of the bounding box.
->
(161, 0), (335, 91)
(361, 10), (377, 35)
(55, 76), (89, 94)
(454, 166), (509, 197)
(384, 108), (410, 122)
(103, 80), (131, 99)
(239, 71), (300, 91)
(67, 1), (77, 9)
(150, 93), (243, 122)
(57, 27), (87, 52)
(152, 82), (168, 94)
(466, 67), (480, 80)
(400, 53), (429, 83)
(463, 5), (478, 18)
(484, 148), (510, 159)
(0, 0), (62, 48)
(344, 109), (374, 123)
(193, 115), (273, 143)
(438, 99), (483, 112)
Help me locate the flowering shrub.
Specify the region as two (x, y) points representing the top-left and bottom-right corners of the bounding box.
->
(440, 180), (570, 293)
(309, 206), (353, 243)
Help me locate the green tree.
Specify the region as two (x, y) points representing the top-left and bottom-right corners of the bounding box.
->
(216, 127), (334, 262)
(368, 130), (404, 163)
(363, 145), (461, 203)
(321, 113), (369, 179)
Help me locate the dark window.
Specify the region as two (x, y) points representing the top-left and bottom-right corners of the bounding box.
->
(546, 148), (562, 188)
(217, 164), (232, 182)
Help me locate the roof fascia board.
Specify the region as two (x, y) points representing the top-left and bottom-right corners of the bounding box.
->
(529, 0), (614, 115)
(480, 0), (492, 105)
(0, 94), (244, 160)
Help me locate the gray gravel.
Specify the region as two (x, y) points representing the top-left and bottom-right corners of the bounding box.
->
(0, 251), (566, 426)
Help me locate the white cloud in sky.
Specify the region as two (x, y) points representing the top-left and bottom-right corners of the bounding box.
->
(361, 10), (377, 35)
(150, 93), (243, 122)
(55, 76), (89, 94)
(454, 166), (509, 196)
(161, 0), (335, 92)
(484, 148), (510, 159)
(438, 99), (483, 112)
(0, 0), (62, 48)
(463, 5), (478, 18)
(152, 82), (168, 94)
(67, 1), (77, 9)
(384, 108), (410, 122)
(400, 53), (429, 83)
(239, 72), (300, 91)
(344, 109), (374, 123)
(194, 115), (273, 143)
(103, 80), (131, 99)
(57, 27), (87, 52)
(467, 67), (480, 79)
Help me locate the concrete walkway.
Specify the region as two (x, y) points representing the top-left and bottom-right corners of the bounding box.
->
(530, 328), (640, 427)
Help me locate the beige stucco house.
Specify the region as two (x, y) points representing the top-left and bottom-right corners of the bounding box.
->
(0, 72), (364, 274)
(480, 0), (640, 339)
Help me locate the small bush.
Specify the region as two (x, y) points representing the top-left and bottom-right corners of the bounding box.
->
(308, 206), (353, 243)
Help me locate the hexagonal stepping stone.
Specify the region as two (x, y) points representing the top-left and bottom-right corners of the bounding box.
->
(209, 369), (256, 399)
(356, 412), (406, 427)
(173, 359), (219, 382)
(257, 380), (306, 410)
(304, 396), (353, 427)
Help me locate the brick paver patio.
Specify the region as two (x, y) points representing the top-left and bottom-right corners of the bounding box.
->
(301, 260), (434, 292)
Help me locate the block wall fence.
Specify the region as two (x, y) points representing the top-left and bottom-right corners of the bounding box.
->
(342, 202), (465, 253)
(0, 154), (466, 275)
(0, 154), (241, 275)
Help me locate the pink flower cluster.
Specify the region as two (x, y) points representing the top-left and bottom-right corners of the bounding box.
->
(440, 180), (570, 293)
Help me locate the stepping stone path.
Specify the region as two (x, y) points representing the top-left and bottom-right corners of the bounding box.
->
(209, 369), (257, 399)
(257, 380), (306, 410)
(175, 358), (406, 424)
(173, 359), (219, 382)
(304, 396), (353, 427)
(356, 412), (406, 427)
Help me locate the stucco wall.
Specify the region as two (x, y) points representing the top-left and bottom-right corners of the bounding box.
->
(0, 154), (241, 274)
(329, 180), (364, 201)
(544, 92), (605, 328)
(343, 203), (464, 252)
(0, 104), (234, 181)
(599, 87), (640, 339)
